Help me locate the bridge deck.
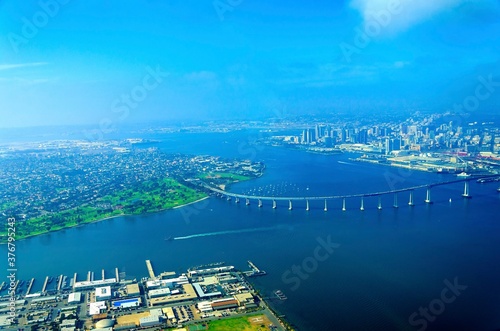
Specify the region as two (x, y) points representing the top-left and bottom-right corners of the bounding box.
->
(203, 175), (497, 201)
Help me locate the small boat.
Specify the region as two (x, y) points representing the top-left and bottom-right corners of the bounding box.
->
(497, 187), (500, 192)
(449, 198), (452, 203)
(274, 290), (287, 300)
(457, 172), (471, 177)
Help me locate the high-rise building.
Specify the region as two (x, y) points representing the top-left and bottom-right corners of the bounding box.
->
(385, 138), (391, 155)
(341, 129), (347, 143)
(358, 129), (368, 144)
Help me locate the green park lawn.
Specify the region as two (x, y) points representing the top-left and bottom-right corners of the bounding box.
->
(0, 178), (206, 242)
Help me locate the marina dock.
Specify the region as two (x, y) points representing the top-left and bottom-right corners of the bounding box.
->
(146, 260), (155, 278)
(26, 278), (35, 295)
(57, 274), (63, 291)
(244, 261), (267, 277)
(42, 276), (49, 293)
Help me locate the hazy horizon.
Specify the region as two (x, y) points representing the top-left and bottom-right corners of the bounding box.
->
(1, 0), (499, 128)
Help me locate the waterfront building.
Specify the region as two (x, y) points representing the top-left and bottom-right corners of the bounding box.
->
(89, 301), (107, 316)
(210, 298), (239, 310)
(68, 292), (81, 303)
(95, 286), (112, 301)
(125, 283), (140, 297)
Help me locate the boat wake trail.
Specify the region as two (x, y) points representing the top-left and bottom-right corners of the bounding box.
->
(173, 226), (283, 241)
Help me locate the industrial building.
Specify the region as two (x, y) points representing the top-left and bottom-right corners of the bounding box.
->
(95, 318), (115, 329)
(112, 297), (141, 309)
(139, 315), (160, 327)
(68, 292), (82, 304)
(139, 315), (162, 327)
(197, 301), (213, 312)
(73, 278), (117, 291)
(125, 283), (140, 297)
(148, 287), (171, 298)
(95, 286), (112, 301)
(145, 275), (189, 289)
(210, 298), (239, 310)
(216, 272), (238, 284)
(149, 284), (197, 306)
(234, 292), (257, 309)
(188, 266), (234, 278)
(162, 307), (176, 321)
(89, 301), (107, 316)
(192, 283), (222, 299)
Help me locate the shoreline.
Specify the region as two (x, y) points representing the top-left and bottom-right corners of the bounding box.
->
(173, 196), (209, 209)
(1, 195), (210, 244)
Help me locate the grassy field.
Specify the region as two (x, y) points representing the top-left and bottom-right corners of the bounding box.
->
(0, 178), (206, 242)
(205, 314), (273, 331)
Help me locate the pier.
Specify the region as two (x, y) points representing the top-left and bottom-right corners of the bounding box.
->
(245, 260), (266, 277)
(146, 260), (155, 279)
(26, 278), (34, 295)
(115, 268), (120, 282)
(42, 276), (49, 293)
(57, 275), (63, 291)
(102, 269), (105, 281)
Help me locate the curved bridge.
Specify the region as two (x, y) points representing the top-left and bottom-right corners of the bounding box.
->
(203, 175), (499, 211)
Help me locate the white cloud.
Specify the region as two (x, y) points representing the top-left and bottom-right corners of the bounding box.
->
(350, 0), (466, 34)
(0, 62), (48, 71)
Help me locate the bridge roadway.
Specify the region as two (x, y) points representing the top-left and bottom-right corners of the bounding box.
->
(203, 175), (498, 202)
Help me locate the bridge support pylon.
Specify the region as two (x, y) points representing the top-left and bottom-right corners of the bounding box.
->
(377, 196), (382, 210)
(393, 193), (399, 208)
(235, 197), (239, 203)
(462, 181), (471, 198)
(288, 200), (293, 210)
(306, 200), (310, 211)
(246, 198), (250, 206)
(408, 190), (414, 206)
(272, 200), (277, 209)
(324, 199), (328, 212)
(425, 187), (432, 204)
(360, 197), (364, 211)
(258, 199), (263, 208)
(342, 198), (346, 212)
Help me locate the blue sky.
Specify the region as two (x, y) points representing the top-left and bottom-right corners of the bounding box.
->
(0, 0), (499, 128)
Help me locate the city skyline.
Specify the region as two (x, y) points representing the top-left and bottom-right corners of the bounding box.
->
(0, 0), (499, 128)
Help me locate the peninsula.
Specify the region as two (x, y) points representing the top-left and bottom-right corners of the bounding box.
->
(0, 139), (264, 242)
